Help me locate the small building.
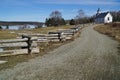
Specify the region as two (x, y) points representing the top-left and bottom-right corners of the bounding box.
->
(95, 8), (113, 23)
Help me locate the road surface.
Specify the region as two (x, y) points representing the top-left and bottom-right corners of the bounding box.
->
(0, 25), (120, 80)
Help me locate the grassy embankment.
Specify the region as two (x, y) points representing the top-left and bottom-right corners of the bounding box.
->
(94, 22), (120, 42)
(0, 25), (78, 71)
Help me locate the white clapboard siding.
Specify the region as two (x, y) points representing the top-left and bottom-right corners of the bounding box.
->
(0, 38), (28, 43)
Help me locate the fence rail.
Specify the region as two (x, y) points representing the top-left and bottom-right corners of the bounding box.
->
(0, 38), (28, 43)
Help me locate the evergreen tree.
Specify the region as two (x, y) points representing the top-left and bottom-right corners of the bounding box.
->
(0, 26), (2, 30)
(6, 25), (9, 29)
(70, 19), (75, 25)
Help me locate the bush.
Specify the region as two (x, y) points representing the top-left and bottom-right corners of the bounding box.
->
(104, 23), (120, 28)
(0, 26), (2, 30)
(70, 19), (75, 25)
(112, 23), (120, 28)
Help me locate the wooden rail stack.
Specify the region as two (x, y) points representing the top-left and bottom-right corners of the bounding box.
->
(22, 26), (82, 42)
(0, 36), (39, 56)
(22, 32), (66, 42)
(58, 26), (82, 40)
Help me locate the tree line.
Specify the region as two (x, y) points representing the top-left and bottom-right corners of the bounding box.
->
(45, 9), (120, 27)
(110, 10), (120, 22)
(45, 10), (94, 27)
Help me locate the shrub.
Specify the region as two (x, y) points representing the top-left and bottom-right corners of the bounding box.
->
(0, 26), (2, 30)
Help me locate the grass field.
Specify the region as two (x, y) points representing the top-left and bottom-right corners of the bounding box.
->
(94, 22), (120, 42)
(0, 30), (17, 39)
(0, 25), (74, 39)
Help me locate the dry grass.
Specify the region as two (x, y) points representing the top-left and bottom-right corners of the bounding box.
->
(0, 54), (36, 70)
(94, 22), (120, 42)
(14, 25), (74, 34)
(0, 30), (17, 39)
(0, 25), (74, 39)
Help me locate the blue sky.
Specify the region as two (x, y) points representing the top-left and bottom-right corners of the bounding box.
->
(0, 0), (120, 22)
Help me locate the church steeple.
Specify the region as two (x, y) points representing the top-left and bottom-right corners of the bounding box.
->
(97, 8), (100, 15)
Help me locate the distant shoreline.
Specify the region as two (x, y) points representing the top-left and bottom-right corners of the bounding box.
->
(0, 21), (43, 26)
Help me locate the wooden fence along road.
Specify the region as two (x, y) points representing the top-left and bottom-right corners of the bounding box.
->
(0, 25), (83, 56)
(0, 36), (39, 56)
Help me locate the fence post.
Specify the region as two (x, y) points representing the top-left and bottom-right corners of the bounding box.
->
(22, 35), (32, 54)
(72, 30), (75, 36)
(58, 32), (62, 41)
(27, 37), (32, 54)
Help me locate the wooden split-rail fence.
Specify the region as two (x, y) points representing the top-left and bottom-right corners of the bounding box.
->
(22, 26), (83, 42)
(0, 25), (83, 56)
(0, 36), (39, 56)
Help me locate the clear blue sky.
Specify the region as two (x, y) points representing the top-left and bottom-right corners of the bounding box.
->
(0, 0), (120, 22)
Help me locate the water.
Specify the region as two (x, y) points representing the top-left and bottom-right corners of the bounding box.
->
(1, 25), (36, 30)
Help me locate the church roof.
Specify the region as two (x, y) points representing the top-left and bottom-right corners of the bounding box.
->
(95, 12), (109, 18)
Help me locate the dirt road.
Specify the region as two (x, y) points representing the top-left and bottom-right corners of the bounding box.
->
(0, 25), (120, 80)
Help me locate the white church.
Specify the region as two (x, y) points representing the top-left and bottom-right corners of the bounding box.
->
(95, 8), (113, 23)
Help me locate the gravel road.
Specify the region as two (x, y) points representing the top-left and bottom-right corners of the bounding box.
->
(0, 25), (120, 80)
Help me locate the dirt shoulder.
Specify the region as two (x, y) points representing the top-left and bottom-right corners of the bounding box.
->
(0, 24), (120, 80)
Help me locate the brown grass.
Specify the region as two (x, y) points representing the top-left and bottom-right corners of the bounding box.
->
(0, 25), (74, 39)
(94, 22), (120, 42)
(14, 25), (74, 34)
(0, 30), (17, 39)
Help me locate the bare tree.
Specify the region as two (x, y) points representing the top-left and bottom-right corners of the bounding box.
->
(110, 10), (120, 22)
(45, 10), (66, 26)
(75, 9), (88, 24)
(50, 10), (62, 20)
(76, 9), (85, 19)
